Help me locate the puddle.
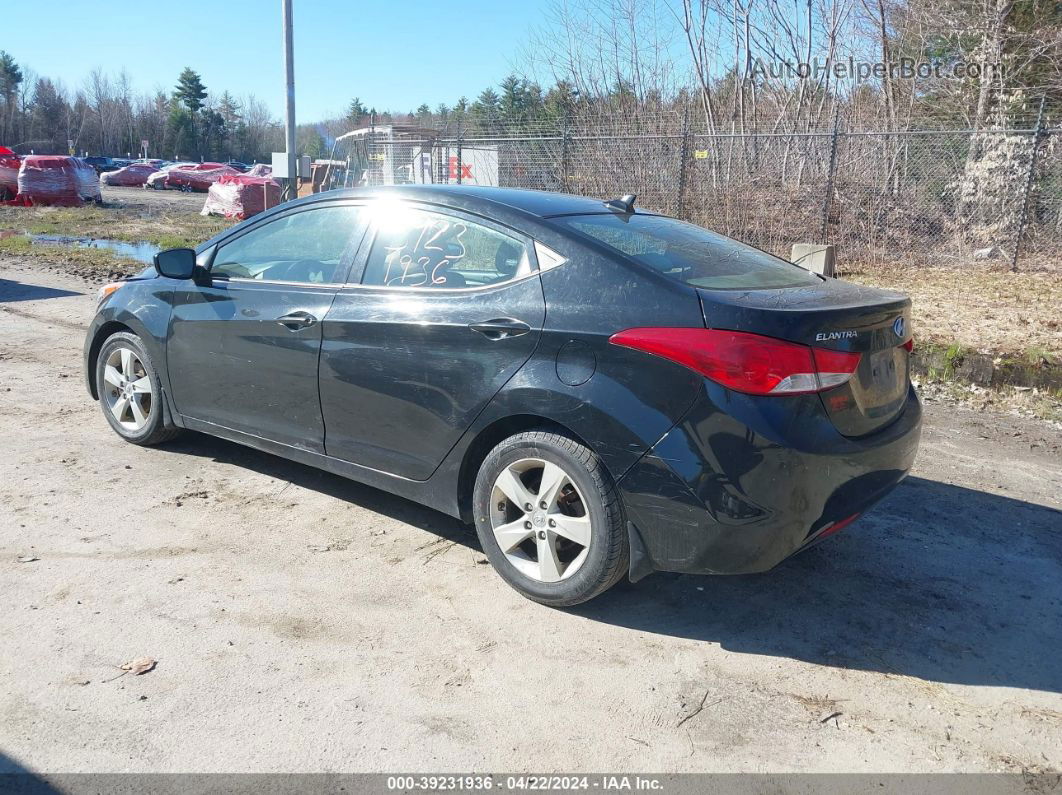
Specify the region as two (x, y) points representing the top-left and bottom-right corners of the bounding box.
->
(30, 234), (160, 263)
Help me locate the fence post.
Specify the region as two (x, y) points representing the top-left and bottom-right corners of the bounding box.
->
(560, 116), (571, 193)
(456, 122), (464, 185)
(820, 106), (841, 243)
(1011, 95), (1047, 272)
(676, 103), (692, 220)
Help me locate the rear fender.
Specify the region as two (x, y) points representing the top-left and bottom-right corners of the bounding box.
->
(431, 347), (704, 520)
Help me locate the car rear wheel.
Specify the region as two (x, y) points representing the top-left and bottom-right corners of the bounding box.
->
(473, 430), (628, 606)
(95, 331), (181, 446)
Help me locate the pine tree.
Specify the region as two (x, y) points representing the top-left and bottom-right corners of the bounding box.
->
(346, 97), (368, 126)
(174, 68), (207, 113)
(0, 51), (24, 142)
(472, 88), (500, 121)
(545, 80), (579, 120)
(165, 104), (195, 160)
(499, 75), (526, 119)
(217, 92), (241, 126)
(31, 78), (67, 153)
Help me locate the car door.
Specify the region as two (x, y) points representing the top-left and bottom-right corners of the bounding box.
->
(319, 202), (546, 480)
(166, 202), (367, 452)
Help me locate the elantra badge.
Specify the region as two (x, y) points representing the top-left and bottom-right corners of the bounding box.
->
(815, 330), (858, 342)
(893, 316), (906, 338)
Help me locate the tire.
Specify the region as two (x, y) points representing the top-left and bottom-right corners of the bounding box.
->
(473, 430), (629, 607)
(95, 331), (181, 446)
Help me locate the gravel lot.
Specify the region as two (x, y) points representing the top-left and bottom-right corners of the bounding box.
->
(1, 259), (1060, 774)
(99, 184), (215, 213)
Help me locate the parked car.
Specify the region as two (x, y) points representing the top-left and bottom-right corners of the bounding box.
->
(83, 156), (122, 174)
(145, 162), (238, 191)
(225, 160), (250, 172)
(100, 162), (160, 187)
(83, 186), (921, 606)
(144, 162), (191, 189)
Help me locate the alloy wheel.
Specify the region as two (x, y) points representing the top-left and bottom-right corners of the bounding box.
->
(489, 457), (592, 583)
(102, 347), (153, 432)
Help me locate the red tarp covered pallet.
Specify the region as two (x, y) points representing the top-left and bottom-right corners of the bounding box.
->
(201, 175), (281, 220)
(0, 146), (20, 199)
(7, 156), (101, 206)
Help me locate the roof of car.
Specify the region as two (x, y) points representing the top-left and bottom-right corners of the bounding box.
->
(305, 184), (630, 219)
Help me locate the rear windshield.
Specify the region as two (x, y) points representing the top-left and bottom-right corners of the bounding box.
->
(556, 214), (820, 290)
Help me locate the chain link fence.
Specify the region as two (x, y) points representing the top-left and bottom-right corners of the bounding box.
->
(329, 116), (1062, 271)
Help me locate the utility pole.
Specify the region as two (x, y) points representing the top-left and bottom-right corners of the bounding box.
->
(282, 0), (297, 201)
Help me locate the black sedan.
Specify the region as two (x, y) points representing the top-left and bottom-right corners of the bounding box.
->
(84, 186), (921, 606)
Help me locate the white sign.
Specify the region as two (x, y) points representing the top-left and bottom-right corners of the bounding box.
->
(271, 152), (311, 179)
(447, 146), (499, 186)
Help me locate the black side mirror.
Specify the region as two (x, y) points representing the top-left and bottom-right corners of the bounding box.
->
(154, 248), (196, 280)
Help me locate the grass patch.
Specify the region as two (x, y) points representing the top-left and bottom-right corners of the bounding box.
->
(0, 203), (231, 250)
(844, 263), (1062, 358)
(0, 234), (32, 256)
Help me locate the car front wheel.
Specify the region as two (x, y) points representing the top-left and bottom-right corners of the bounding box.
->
(473, 430), (629, 606)
(95, 331), (181, 446)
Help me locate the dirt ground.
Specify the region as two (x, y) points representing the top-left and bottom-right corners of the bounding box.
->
(843, 263), (1062, 358)
(96, 184), (215, 214)
(1, 258), (1061, 775)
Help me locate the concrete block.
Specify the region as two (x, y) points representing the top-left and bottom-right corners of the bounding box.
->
(791, 243), (836, 277)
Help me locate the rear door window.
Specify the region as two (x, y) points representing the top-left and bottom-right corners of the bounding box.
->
(360, 206), (531, 289)
(556, 214), (820, 290)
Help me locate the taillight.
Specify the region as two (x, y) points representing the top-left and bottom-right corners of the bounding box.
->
(901, 337), (914, 353)
(609, 328), (861, 396)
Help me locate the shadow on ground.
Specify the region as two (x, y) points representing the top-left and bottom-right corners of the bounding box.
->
(168, 432), (476, 547)
(0, 279), (82, 303)
(167, 432), (1062, 694)
(578, 476), (1062, 694)
(0, 751), (61, 792)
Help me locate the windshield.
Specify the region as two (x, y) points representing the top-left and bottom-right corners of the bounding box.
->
(556, 214), (821, 290)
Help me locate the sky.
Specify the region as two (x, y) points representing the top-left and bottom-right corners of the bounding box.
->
(4, 0), (551, 121)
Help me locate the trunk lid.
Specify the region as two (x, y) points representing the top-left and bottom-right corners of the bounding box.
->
(697, 278), (912, 437)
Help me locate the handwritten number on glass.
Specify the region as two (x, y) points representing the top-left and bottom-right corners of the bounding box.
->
(383, 218), (467, 287)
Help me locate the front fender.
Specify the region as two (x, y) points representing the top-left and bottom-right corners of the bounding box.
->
(83, 279), (177, 406)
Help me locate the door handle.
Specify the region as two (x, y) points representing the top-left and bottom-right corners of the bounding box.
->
(468, 318), (532, 340)
(277, 311), (318, 331)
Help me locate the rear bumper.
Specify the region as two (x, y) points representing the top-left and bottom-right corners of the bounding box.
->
(616, 383), (922, 576)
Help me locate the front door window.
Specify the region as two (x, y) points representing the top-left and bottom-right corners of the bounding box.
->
(212, 205), (364, 284)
